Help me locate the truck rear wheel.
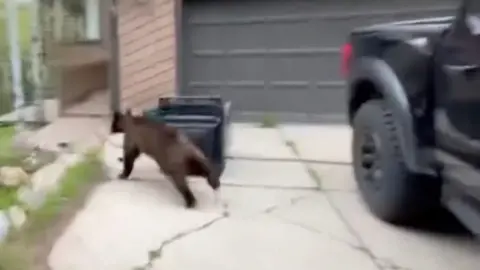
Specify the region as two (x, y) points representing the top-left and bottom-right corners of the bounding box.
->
(352, 100), (437, 224)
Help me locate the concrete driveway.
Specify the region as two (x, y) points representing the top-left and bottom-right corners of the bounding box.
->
(48, 123), (480, 270)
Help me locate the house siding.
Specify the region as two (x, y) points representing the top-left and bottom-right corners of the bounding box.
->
(117, 0), (177, 111)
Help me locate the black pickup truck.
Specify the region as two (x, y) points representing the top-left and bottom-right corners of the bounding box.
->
(344, 0), (480, 235)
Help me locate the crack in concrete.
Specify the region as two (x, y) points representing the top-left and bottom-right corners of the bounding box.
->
(262, 194), (313, 214)
(276, 217), (408, 270)
(280, 131), (409, 270)
(322, 193), (382, 270)
(272, 215), (366, 250)
(375, 258), (412, 270)
(223, 182), (318, 191)
(227, 153), (352, 165)
(132, 214), (227, 270)
(281, 137), (324, 191)
(306, 167), (322, 189)
(321, 193), (412, 270)
(132, 191), (310, 270)
(278, 131), (411, 270)
(278, 133), (411, 269)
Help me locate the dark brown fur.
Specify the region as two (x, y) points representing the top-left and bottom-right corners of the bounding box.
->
(111, 110), (220, 208)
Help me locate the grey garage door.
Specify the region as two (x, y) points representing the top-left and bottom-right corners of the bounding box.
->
(181, 0), (456, 122)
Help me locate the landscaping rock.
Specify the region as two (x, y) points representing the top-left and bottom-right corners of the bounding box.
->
(7, 206), (26, 229)
(23, 152), (43, 172)
(22, 148), (58, 174)
(17, 186), (46, 210)
(0, 166), (30, 187)
(0, 211), (10, 242)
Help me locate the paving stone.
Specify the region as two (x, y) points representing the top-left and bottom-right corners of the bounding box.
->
(219, 186), (317, 218)
(228, 123), (296, 159)
(268, 193), (361, 247)
(48, 180), (224, 270)
(221, 159), (318, 189)
(328, 192), (480, 270)
(280, 124), (352, 163)
(152, 216), (378, 270)
(308, 163), (357, 191)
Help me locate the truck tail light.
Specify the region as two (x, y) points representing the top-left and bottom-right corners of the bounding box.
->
(341, 43), (353, 77)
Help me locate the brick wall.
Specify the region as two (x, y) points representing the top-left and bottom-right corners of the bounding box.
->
(117, 0), (177, 111)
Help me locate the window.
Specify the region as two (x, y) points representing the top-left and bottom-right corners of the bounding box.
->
(83, 0), (101, 40)
(51, 0), (101, 42)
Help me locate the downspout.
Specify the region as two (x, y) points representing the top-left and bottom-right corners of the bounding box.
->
(109, 0), (121, 112)
(174, 0), (183, 95)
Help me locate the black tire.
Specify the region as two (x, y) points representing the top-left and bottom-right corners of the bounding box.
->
(352, 100), (438, 224)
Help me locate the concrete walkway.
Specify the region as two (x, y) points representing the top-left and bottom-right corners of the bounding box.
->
(48, 123), (480, 270)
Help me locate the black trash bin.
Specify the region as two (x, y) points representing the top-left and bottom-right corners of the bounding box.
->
(144, 96), (231, 177)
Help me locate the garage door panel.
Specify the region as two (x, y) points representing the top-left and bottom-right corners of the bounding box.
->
(263, 21), (320, 49)
(190, 7), (453, 53)
(220, 24), (270, 50)
(266, 53), (340, 82)
(189, 25), (229, 51)
(188, 56), (267, 82)
(266, 56), (321, 82)
(188, 84), (347, 115)
(187, 1), (326, 20)
(188, 52), (341, 84)
(187, 0), (454, 21)
(183, 0), (456, 119)
(187, 57), (229, 82)
(223, 56), (266, 82)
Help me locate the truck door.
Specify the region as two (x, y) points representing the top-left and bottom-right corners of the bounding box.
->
(434, 5), (480, 204)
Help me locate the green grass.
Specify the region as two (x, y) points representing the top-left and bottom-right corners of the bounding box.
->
(260, 113), (278, 128)
(0, 125), (22, 212)
(0, 125), (24, 166)
(0, 186), (19, 210)
(0, 148), (103, 270)
(28, 149), (101, 234)
(0, 124), (15, 151)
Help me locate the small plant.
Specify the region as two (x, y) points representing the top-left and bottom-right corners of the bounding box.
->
(0, 187), (19, 210)
(25, 149), (101, 238)
(0, 125), (31, 167)
(260, 113), (278, 128)
(0, 149), (103, 270)
(0, 137), (27, 189)
(0, 125), (15, 154)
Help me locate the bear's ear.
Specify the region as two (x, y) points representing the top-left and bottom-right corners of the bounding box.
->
(111, 111), (124, 133)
